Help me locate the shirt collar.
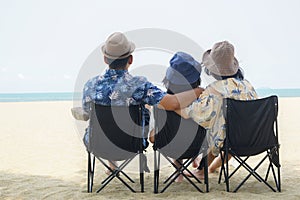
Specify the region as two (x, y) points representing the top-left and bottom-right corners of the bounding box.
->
(105, 69), (128, 77)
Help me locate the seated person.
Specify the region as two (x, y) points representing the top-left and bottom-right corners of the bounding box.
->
(176, 41), (258, 178)
(149, 51), (203, 182)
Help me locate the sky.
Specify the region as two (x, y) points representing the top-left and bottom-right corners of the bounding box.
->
(0, 0), (300, 93)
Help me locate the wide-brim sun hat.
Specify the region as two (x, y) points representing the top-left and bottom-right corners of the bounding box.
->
(166, 52), (201, 85)
(202, 41), (239, 76)
(101, 32), (135, 59)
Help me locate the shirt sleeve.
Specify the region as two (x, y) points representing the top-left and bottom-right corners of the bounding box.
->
(141, 81), (167, 106)
(82, 80), (93, 113)
(182, 89), (218, 129)
(148, 106), (155, 136)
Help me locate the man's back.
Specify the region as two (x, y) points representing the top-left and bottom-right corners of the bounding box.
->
(83, 69), (166, 113)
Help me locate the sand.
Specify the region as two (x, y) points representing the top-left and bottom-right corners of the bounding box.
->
(0, 98), (299, 199)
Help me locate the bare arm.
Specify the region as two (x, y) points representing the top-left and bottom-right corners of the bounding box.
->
(174, 108), (190, 119)
(158, 87), (204, 110)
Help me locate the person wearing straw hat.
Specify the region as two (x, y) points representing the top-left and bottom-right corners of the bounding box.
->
(177, 41), (258, 178)
(80, 32), (204, 173)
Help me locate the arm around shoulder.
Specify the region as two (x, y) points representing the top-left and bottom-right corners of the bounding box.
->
(158, 87), (204, 110)
(174, 108), (190, 119)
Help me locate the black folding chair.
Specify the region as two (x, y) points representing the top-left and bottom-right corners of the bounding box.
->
(86, 103), (149, 193)
(153, 107), (209, 193)
(219, 95), (281, 192)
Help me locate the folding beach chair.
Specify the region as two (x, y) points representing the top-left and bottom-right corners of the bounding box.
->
(219, 95), (281, 192)
(153, 106), (209, 193)
(86, 103), (149, 193)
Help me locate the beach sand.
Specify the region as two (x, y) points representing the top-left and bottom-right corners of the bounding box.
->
(0, 98), (300, 199)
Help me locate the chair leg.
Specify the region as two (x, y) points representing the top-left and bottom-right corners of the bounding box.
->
(181, 158), (202, 184)
(265, 162), (272, 182)
(96, 171), (136, 193)
(228, 156), (250, 180)
(154, 150), (159, 194)
(100, 159), (135, 185)
(97, 158), (136, 193)
(91, 155), (95, 191)
(266, 150), (281, 192)
(159, 154), (204, 193)
(87, 152), (91, 193)
(94, 156), (137, 193)
(233, 155), (277, 192)
(225, 151), (230, 192)
(269, 148), (281, 192)
(182, 158), (204, 192)
(139, 152), (144, 193)
(219, 150), (231, 191)
(268, 159), (281, 192)
(161, 156), (181, 184)
(218, 152), (224, 184)
(203, 155), (209, 192)
(277, 165), (281, 192)
(179, 157), (204, 192)
(87, 152), (95, 193)
(154, 150), (157, 193)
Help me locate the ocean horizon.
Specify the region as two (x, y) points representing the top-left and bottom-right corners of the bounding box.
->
(0, 88), (300, 102)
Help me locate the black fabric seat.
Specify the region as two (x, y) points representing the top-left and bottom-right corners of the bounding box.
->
(219, 95), (281, 192)
(87, 103), (148, 193)
(153, 107), (209, 193)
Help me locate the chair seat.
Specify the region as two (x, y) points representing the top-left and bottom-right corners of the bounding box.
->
(87, 104), (147, 193)
(153, 107), (209, 193)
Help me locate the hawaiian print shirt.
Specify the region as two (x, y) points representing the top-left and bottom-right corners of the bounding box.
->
(183, 78), (258, 156)
(82, 69), (166, 147)
(83, 69), (166, 111)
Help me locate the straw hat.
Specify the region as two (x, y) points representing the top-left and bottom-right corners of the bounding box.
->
(101, 32), (135, 59)
(202, 41), (239, 76)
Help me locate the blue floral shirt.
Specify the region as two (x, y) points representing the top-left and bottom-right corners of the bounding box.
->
(83, 69), (166, 112)
(82, 69), (166, 147)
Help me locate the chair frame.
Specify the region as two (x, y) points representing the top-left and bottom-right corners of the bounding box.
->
(86, 104), (146, 193)
(219, 96), (281, 192)
(154, 150), (209, 193)
(153, 107), (209, 193)
(88, 151), (145, 193)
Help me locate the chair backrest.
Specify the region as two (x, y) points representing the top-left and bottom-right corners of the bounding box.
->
(223, 95), (279, 156)
(88, 103), (145, 160)
(153, 107), (207, 159)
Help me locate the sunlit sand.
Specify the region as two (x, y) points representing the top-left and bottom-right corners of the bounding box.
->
(0, 98), (299, 199)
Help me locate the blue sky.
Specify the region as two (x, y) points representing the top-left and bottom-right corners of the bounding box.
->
(0, 0), (300, 93)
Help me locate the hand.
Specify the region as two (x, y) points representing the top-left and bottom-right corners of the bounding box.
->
(196, 87), (205, 97)
(71, 107), (89, 121)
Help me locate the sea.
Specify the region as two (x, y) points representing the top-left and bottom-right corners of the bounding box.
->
(0, 89), (300, 102)
(0, 92), (80, 102)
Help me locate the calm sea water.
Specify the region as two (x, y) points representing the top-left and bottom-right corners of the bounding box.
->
(0, 89), (300, 102)
(0, 92), (80, 102)
(256, 88), (300, 98)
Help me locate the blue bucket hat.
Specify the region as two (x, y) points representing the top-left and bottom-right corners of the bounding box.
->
(166, 52), (201, 85)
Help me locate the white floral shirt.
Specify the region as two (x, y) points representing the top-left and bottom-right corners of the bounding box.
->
(183, 78), (258, 156)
